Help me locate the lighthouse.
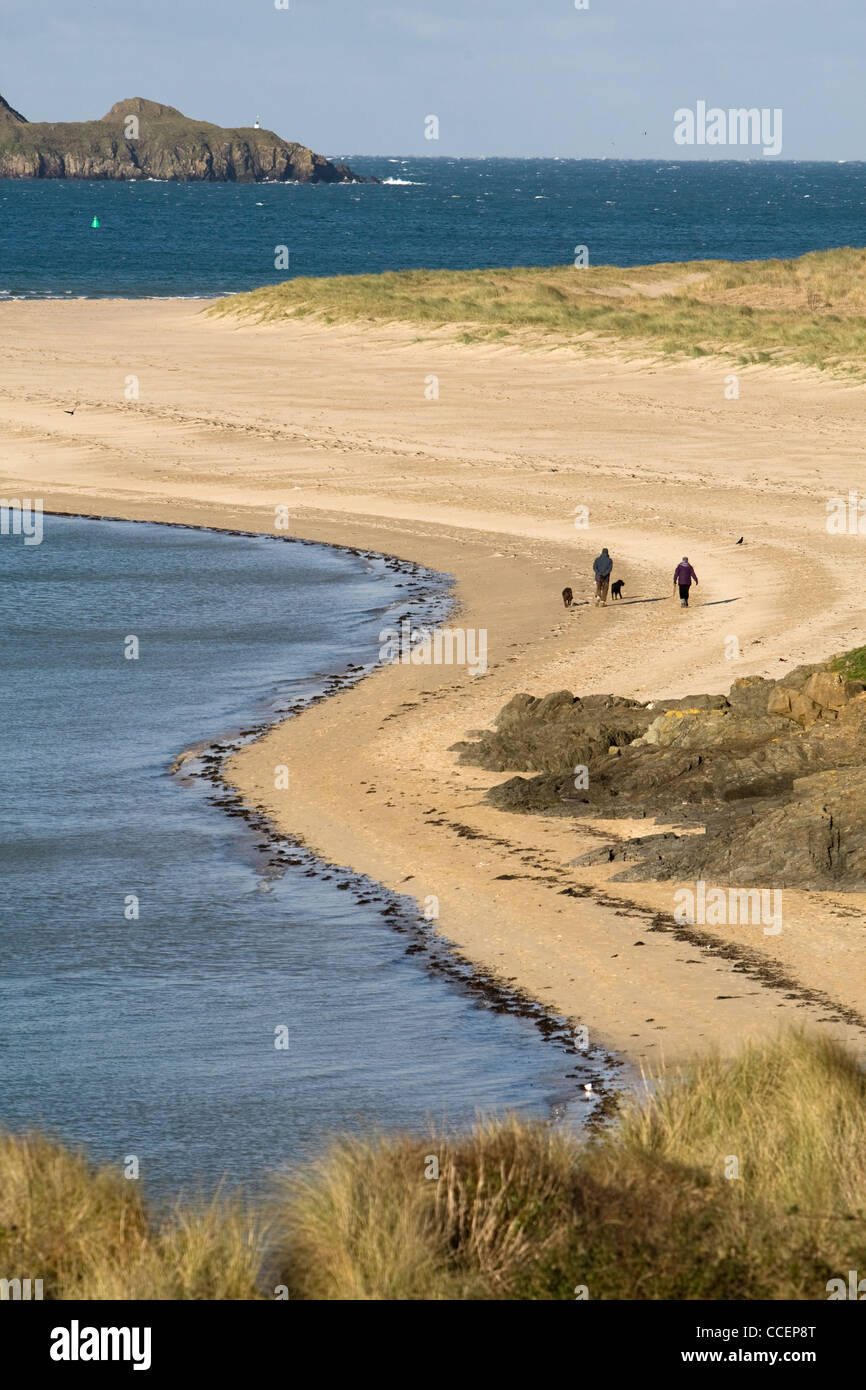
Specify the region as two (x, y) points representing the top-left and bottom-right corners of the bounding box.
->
(253, 115), (261, 129)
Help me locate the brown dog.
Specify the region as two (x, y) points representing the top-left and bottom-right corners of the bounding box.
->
(562, 587), (574, 608)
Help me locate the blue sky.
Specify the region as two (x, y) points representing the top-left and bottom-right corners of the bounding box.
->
(0, 0), (861, 159)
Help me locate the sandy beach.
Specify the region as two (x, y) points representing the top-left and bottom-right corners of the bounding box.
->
(3, 296), (866, 1066)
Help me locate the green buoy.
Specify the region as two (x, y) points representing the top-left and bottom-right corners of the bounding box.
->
(90, 216), (100, 229)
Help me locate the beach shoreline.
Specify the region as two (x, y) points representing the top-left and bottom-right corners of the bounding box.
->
(3, 297), (866, 1065)
(51, 509), (621, 1108)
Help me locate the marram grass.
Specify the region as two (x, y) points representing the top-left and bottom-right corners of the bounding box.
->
(210, 247), (866, 377)
(0, 1130), (263, 1300)
(3, 1033), (865, 1299)
(270, 1034), (866, 1301)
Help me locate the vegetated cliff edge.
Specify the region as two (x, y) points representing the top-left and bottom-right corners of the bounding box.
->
(0, 94), (371, 183)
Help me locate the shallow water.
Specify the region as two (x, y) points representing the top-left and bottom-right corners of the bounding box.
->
(0, 515), (599, 1199)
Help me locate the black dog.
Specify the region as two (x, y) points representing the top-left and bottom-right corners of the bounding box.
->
(610, 579), (625, 600)
(562, 587), (574, 608)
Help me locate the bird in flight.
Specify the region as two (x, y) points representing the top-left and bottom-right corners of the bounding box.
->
(736, 536), (744, 544)
(63, 408), (76, 415)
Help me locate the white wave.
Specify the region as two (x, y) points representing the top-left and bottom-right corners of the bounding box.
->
(381, 177), (425, 185)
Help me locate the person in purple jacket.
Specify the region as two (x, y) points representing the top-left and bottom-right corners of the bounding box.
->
(673, 556), (698, 607)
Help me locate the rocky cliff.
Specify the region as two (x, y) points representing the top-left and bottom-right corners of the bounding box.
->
(0, 95), (370, 183)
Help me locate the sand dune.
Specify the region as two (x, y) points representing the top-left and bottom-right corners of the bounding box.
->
(2, 297), (865, 1063)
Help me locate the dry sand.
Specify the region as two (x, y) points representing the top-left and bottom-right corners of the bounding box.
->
(2, 297), (865, 1065)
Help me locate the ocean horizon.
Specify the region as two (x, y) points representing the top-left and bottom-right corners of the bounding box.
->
(3, 158), (866, 299)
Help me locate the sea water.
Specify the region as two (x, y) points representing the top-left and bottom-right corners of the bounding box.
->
(0, 515), (593, 1198)
(1, 159), (864, 299)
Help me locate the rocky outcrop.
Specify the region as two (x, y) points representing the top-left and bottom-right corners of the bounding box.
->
(577, 767), (866, 890)
(767, 668), (864, 727)
(0, 94), (370, 183)
(455, 663), (866, 890)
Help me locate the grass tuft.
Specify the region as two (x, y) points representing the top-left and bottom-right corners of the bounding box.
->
(0, 1131), (263, 1300)
(833, 645), (866, 682)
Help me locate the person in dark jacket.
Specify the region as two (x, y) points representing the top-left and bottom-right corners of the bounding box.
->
(593, 547), (613, 606)
(673, 557), (698, 607)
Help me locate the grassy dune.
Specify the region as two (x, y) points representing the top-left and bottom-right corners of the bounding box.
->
(211, 247), (866, 376)
(3, 1033), (865, 1300)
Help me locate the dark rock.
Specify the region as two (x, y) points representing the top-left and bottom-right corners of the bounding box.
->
(726, 675), (777, 715)
(456, 689), (655, 775)
(587, 770), (866, 891)
(653, 692), (730, 712)
(460, 663), (866, 890)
